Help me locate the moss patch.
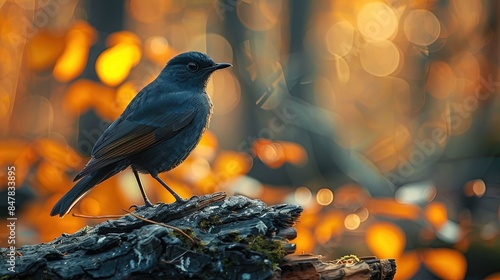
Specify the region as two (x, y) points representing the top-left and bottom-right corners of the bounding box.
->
(246, 235), (287, 268)
(198, 215), (222, 231)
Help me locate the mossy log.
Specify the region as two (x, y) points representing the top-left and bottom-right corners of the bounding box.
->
(0, 193), (396, 279)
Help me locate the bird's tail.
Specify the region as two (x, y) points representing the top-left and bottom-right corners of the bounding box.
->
(50, 168), (116, 217)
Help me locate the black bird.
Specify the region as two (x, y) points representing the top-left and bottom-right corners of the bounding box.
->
(51, 51), (231, 217)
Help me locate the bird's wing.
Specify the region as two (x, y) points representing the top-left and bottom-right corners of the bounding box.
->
(74, 103), (197, 181)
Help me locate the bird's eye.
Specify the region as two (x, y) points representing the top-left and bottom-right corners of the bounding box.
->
(186, 62), (199, 72)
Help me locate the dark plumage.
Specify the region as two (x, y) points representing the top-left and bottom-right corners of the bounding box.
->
(51, 51), (231, 217)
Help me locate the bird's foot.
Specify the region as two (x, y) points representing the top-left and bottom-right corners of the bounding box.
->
(144, 199), (154, 207)
(172, 195), (190, 204)
(166, 191), (184, 203)
(128, 204), (139, 211)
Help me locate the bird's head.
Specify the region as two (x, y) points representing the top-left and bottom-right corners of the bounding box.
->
(160, 51), (232, 90)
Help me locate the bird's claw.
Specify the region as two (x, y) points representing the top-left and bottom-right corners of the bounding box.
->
(128, 204), (139, 211)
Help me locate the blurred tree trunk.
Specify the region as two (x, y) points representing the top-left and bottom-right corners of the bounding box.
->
(77, 0), (124, 156)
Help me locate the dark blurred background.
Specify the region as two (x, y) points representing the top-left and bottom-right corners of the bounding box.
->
(0, 0), (499, 279)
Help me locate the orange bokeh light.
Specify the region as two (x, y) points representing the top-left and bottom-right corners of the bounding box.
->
(394, 251), (420, 280)
(212, 151), (253, 180)
(96, 43), (142, 87)
(366, 198), (421, 220)
(366, 222), (406, 259)
(53, 21), (97, 82)
(315, 210), (344, 243)
(426, 61), (456, 99)
(32, 138), (82, 169)
(422, 248), (467, 279)
(280, 141), (308, 166)
(116, 82), (138, 111)
(424, 201), (448, 230)
(316, 188), (334, 206)
(484, 272), (500, 280)
(344, 213), (361, 230)
(36, 161), (71, 193)
(144, 36), (173, 64)
(27, 29), (65, 71)
(464, 179), (486, 197)
(294, 225), (315, 254)
(253, 139), (286, 168)
(95, 32), (142, 87)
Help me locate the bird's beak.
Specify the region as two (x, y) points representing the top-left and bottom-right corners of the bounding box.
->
(212, 63), (232, 70)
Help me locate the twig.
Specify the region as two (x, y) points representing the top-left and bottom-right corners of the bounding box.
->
(123, 209), (196, 244)
(72, 213), (125, 219)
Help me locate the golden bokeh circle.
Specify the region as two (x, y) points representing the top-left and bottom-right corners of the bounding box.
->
(359, 40), (400, 76)
(404, 10), (441, 46)
(357, 2), (398, 41)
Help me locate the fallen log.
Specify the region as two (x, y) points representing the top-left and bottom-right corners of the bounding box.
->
(0, 193), (396, 279)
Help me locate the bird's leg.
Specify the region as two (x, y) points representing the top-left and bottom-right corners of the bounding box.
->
(151, 174), (184, 202)
(133, 169), (154, 207)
